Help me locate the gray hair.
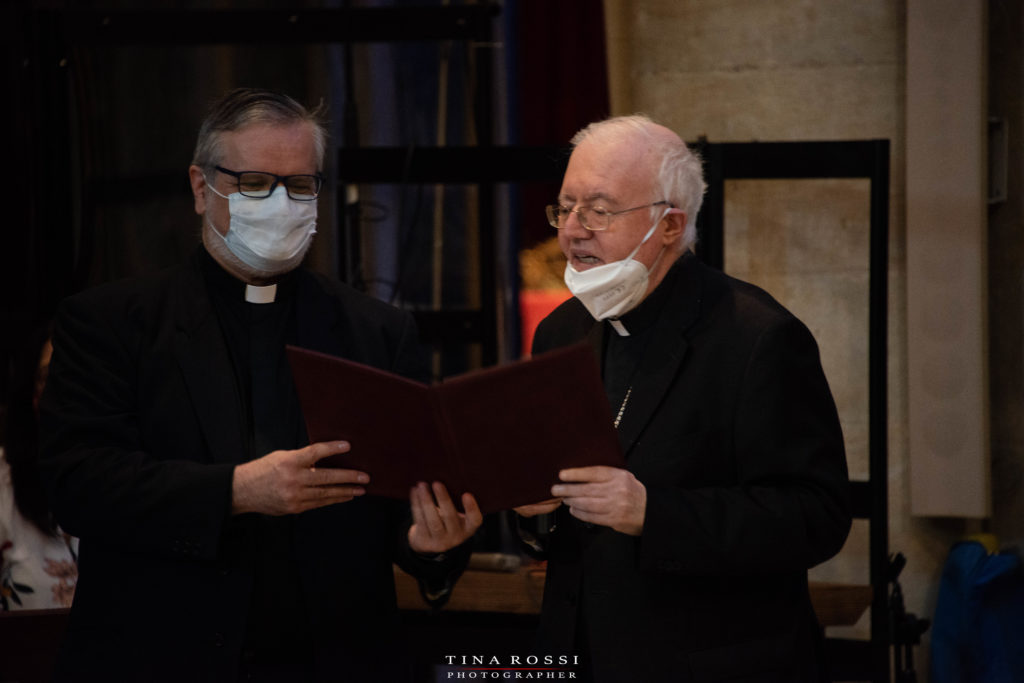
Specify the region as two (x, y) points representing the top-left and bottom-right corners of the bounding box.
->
(191, 88), (328, 170)
(570, 114), (706, 251)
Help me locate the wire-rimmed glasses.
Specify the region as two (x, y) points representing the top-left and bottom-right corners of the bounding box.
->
(545, 200), (673, 231)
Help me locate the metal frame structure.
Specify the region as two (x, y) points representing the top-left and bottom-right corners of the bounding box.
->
(696, 139), (892, 683)
(335, 145), (569, 366)
(356, 138), (893, 681)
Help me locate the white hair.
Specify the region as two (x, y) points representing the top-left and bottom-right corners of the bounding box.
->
(570, 114), (706, 251)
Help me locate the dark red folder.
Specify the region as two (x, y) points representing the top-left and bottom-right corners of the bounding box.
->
(286, 343), (625, 514)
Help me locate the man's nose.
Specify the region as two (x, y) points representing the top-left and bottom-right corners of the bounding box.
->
(562, 209), (592, 238)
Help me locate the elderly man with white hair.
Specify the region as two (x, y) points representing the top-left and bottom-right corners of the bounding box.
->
(516, 115), (852, 682)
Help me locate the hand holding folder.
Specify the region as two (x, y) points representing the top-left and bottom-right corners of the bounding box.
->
(286, 343), (625, 514)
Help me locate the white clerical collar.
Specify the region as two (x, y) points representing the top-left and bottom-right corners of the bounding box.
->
(244, 283), (277, 304)
(608, 319), (630, 337)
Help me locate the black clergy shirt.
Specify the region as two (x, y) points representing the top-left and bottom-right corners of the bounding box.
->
(200, 251), (313, 677)
(601, 254), (684, 423)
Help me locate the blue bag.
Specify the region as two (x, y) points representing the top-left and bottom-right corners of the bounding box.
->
(930, 540), (1024, 683)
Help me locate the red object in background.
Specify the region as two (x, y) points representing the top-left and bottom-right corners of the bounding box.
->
(520, 288), (572, 355)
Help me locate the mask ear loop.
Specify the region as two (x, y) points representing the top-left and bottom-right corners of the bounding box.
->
(203, 175), (232, 201)
(621, 206), (681, 265)
(653, 207), (687, 265)
(202, 175), (231, 236)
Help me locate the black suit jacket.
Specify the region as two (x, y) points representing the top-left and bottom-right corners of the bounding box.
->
(38, 250), (460, 682)
(529, 254), (851, 683)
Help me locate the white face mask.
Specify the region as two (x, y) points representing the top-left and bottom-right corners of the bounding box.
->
(206, 183), (317, 275)
(563, 208), (670, 321)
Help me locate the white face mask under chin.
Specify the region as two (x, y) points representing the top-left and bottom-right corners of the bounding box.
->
(563, 209), (670, 321)
(206, 183), (317, 275)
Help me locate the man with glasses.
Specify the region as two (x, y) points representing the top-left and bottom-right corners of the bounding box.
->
(516, 115), (851, 681)
(39, 88), (481, 682)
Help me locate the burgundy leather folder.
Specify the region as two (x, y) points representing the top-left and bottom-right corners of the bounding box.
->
(286, 343), (625, 514)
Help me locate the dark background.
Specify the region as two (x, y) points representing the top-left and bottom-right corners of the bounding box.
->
(1, 0), (609, 400)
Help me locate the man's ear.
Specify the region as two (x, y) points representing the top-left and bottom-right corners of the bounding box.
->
(660, 209), (686, 246)
(188, 165), (208, 215)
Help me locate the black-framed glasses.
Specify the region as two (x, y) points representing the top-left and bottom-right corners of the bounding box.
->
(214, 166), (323, 201)
(545, 200), (673, 232)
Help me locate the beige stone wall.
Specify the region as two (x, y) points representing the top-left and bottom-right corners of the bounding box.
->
(601, 0), (984, 677)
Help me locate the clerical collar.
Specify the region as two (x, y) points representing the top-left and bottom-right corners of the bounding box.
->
(198, 247), (295, 305)
(608, 319), (630, 336)
(245, 284), (277, 304)
(606, 255), (686, 337)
